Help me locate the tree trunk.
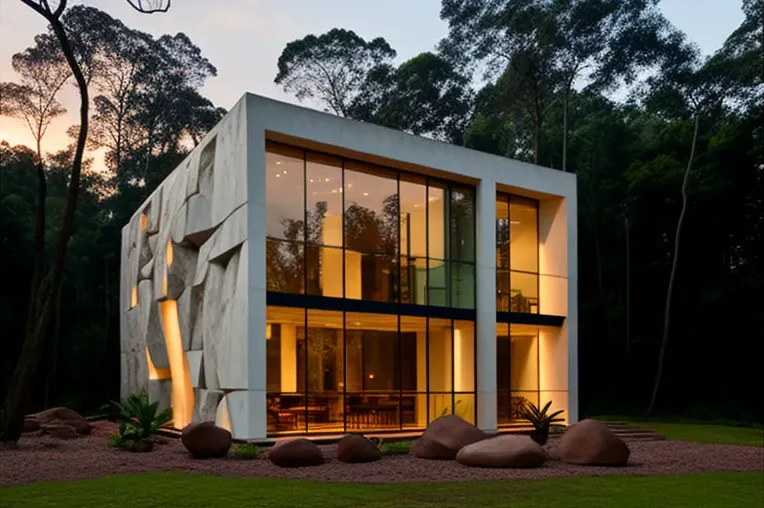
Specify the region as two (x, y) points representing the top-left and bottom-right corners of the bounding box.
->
(1, 4), (89, 442)
(648, 113), (700, 416)
(25, 139), (46, 348)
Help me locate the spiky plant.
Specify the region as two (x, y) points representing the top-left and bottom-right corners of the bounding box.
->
(519, 401), (565, 445)
(107, 392), (173, 452)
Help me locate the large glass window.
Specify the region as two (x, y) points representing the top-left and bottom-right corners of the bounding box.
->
(496, 323), (539, 425)
(496, 192), (539, 313)
(267, 306), (475, 434)
(266, 142), (476, 309)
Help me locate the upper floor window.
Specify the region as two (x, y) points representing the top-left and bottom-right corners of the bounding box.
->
(265, 142), (475, 309)
(496, 193), (539, 313)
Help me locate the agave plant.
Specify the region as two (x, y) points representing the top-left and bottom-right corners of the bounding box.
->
(107, 392), (173, 452)
(519, 400), (565, 445)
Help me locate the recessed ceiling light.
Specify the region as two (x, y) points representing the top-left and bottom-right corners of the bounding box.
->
(283, 170), (287, 174)
(363, 192), (368, 196)
(276, 174), (280, 178)
(413, 204), (419, 208)
(276, 161), (282, 165)
(310, 179), (314, 183)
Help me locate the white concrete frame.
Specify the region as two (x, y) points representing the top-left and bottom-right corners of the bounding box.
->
(120, 93), (578, 440)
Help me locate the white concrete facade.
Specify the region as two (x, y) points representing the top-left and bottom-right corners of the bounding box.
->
(120, 93), (578, 440)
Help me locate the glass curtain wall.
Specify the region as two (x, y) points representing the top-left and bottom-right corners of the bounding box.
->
(265, 141), (477, 435)
(266, 306), (476, 434)
(266, 141), (476, 308)
(496, 193), (539, 313)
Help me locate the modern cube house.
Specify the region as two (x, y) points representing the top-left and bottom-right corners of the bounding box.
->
(120, 93), (577, 440)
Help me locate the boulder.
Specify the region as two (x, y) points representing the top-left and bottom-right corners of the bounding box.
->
(22, 417), (40, 433)
(31, 407), (92, 435)
(336, 434), (382, 463)
(412, 414), (488, 460)
(41, 424), (78, 440)
(456, 435), (547, 468)
(559, 419), (630, 466)
(181, 422), (232, 459)
(268, 438), (324, 467)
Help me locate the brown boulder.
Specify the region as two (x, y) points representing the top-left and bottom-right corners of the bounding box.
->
(456, 435), (547, 468)
(181, 422), (232, 459)
(41, 424), (78, 440)
(31, 407), (92, 435)
(560, 419), (630, 466)
(412, 414), (488, 460)
(268, 438), (324, 467)
(22, 417), (40, 433)
(336, 434), (382, 463)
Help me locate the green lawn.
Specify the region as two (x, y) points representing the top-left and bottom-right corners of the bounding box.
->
(2, 472), (763, 508)
(594, 416), (764, 446)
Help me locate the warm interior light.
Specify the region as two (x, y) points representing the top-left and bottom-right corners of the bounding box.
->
(368, 373), (375, 380)
(166, 239), (173, 266)
(159, 300), (195, 428)
(266, 323), (272, 340)
(146, 346), (171, 380)
(139, 213), (148, 231)
(130, 286), (138, 308)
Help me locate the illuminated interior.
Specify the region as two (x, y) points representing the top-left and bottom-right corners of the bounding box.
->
(263, 142), (565, 434)
(266, 306), (474, 433)
(130, 285), (138, 309)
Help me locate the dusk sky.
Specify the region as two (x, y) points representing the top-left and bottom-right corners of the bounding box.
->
(0, 0), (746, 167)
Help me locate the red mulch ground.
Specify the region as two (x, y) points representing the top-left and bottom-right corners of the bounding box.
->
(1, 421), (762, 486)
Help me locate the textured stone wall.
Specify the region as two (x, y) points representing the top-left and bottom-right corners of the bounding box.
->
(120, 99), (250, 435)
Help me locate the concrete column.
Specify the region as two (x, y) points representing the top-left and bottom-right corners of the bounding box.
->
(476, 178), (497, 432)
(245, 96), (267, 439)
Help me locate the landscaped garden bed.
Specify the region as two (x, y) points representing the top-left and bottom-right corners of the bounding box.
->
(1, 419), (762, 487)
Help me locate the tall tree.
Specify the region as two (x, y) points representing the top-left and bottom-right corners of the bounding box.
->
(439, 0), (677, 170)
(0, 0), (170, 444)
(275, 28), (396, 116)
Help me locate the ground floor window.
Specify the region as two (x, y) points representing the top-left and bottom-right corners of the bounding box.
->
(266, 305), (475, 434)
(496, 323), (539, 426)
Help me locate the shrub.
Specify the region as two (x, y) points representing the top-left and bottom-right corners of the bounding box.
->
(232, 443), (259, 460)
(106, 392), (173, 452)
(519, 401), (565, 445)
(379, 440), (411, 456)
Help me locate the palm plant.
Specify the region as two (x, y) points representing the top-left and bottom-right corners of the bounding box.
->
(107, 392), (173, 452)
(519, 400), (565, 446)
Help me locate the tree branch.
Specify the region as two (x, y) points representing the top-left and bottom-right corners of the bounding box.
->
(125, 0), (171, 13)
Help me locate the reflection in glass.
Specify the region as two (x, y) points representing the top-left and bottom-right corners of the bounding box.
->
(266, 144), (304, 241)
(449, 186), (475, 262)
(266, 239), (304, 294)
(450, 262), (475, 309)
(307, 152), (343, 246)
(427, 259), (448, 307)
(344, 161), (398, 255)
(305, 309), (344, 433)
(400, 256), (427, 305)
(428, 181), (447, 260)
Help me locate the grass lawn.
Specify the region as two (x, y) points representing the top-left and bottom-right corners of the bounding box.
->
(594, 416), (764, 446)
(2, 472), (763, 508)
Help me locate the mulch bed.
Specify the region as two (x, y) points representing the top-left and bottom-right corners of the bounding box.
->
(1, 421), (762, 486)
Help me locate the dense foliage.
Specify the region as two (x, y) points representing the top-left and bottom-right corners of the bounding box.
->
(1, 1), (761, 423)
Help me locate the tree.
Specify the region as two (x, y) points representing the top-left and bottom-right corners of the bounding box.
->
(0, 0), (169, 444)
(354, 52), (473, 143)
(439, 0), (678, 170)
(275, 28), (396, 116)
